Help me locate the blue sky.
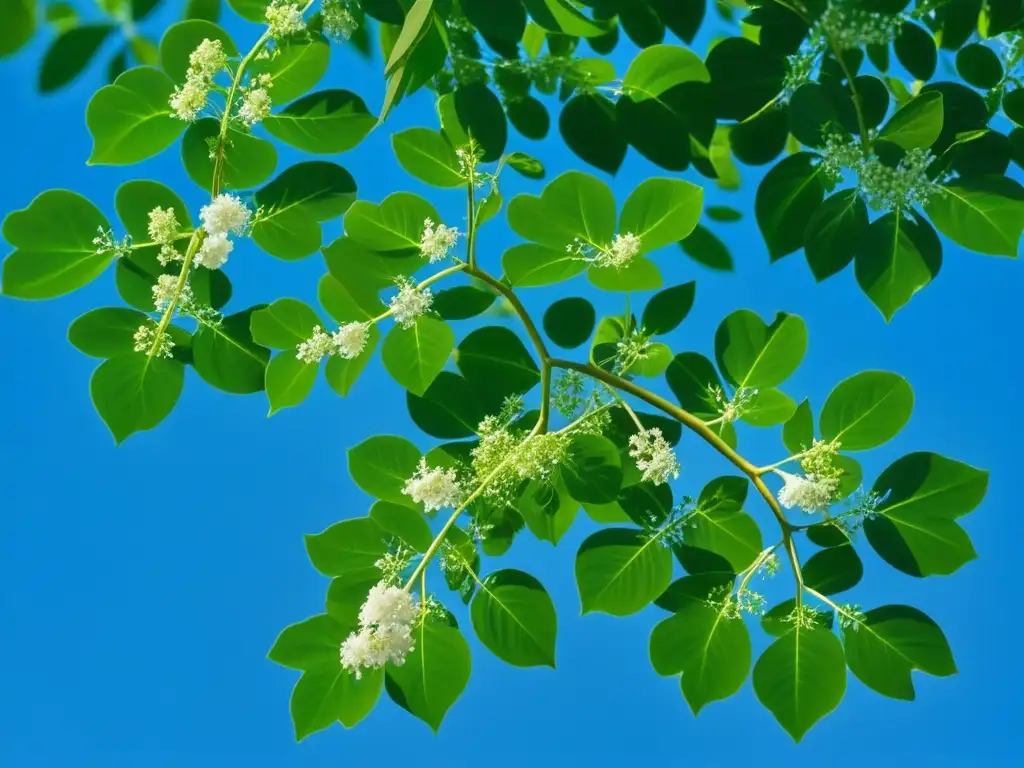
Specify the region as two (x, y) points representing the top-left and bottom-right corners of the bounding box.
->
(0, 3), (1019, 765)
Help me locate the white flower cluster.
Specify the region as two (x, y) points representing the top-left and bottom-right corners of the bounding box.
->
(471, 415), (570, 505)
(147, 207), (181, 266)
(628, 428), (681, 486)
(568, 233), (642, 270)
(169, 38), (227, 121)
(152, 274), (193, 313)
(815, 0), (902, 49)
(266, 1), (307, 38)
(238, 73), (273, 128)
(419, 218), (460, 263)
(389, 277), (433, 329)
(133, 324), (175, 359)
(777, 471), (840, 514)
(322, 0), (360, 42)
(402, 458), (463, 512)
(339, 583), (419, 679)
(196, 194), (251, 269)
(295, 321), (370, 364)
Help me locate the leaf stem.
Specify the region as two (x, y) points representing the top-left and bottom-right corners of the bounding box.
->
(466, 170), (477, 270)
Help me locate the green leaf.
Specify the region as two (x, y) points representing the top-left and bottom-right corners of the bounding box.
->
(325, 326), (379, 397)
(622, 44), (709, 100)
(894, 21), (936, 81)
(292, 663), (382, 740)
(503, 244), (588, 288)
(382, 316), (454, 397)
(819, 370), (913, 450)
(803, 545), (863, 595)
(1004, 88), (1024, 127)
(520, 0), (610, 37)
(264, 90), (375, 155)
(0, 0), (34, 59)
(877, 91), (944, 150)
(2, 190), (112, 300)
(804, 189), (868, 282)
(385, 619), (471, 732)
(753, 626), (846, 743)
(516, 479), (578, 545)
(182, 119), (277, 192)
(470, 569), (557, 668)
(576, 528), (673, 616)
(741, 388), (799, 427)
(619, 178), (703, 254)
(268, 614), (352, 672)
(562, 434), (623, 505)
(252, 162), (357, 260)
(454, 82), (507, 162)
(706, 206), (741, 223)
(369, 500), (434, 553)
(782, 399), (814, 455)
(383, 0), (433, 75)
(506, 151), (546, 179)
(543, 297), (595, 349)
(305, 517), (388, 577)
(855, 210), (942, 321)
(865, 452), (984, 577)
(649, 601), (751, 714)
(391, 127), (464, 187)
(344, 193), (440, 253)
(679, 476), (762, 573)
(559, 93), (626, 175)
(261, 38), (330, 103)
(456, 325), (540, 412)
(407, 371), (485, 439)
(507, 171), (616, 251)
(756, 152), (825, 261)
(842, 605), (957, 700)
(265, 352), (318, 415)
(706, 37), (785, 121)
(679, 224), (733, 271)
(250, 298), (321, 349)
(69, 307), (152, 358)
(714, 310), (807, 390)
(192, 308), (271, 394)
(761, 599), (834, 637)
(924, 176), (1024, 257)
(90, 354), (185, 444)
(641, 282), (695, 336)
(956, 42), (1003, 89)
(462, 0), (526, 45)
(665, 352), (737, 449)
(39, 23), (115, 92)
(347, 435), (422, 509)
(588, 257), (662, 292)
(86, 67), (184, 165)
(433, 285), (495, 320)
(159, 20), (237, 82)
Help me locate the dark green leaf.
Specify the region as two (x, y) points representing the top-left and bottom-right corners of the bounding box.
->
(407, 371), (485, 439)
(192, 308), (270, 394)
(956, 42), (1003, 89)
(470, 569), (557, 668)
(894, 22), (936, 81)
(575, 527), (673, 616)
(250, 298), (321, 349)
(90, 353), (185, 444)
(370, 500), (434, 553)
(803, 545), (863, 595)
(559, 92), (626, 174)
(456, 325), (540, 412)
(804, 189), (868, 282)
(756, 152), (825, 261)
(182, 119), (277, 192)
(714, 309), (807, 390)
(641, 282), (695, 336)
(665, 352), (737, 448)
(924, 176), (1024, 257)
(391, 127), (464, 187)
(782, 399), (814, 455)
(433, 286), (495, 320)
(40, 24), (115, 92)
(543, 297), (595, 349)
(856, 210), (942, 321)
(705, 37), (785, 121)
(562, 434), (623, 504)
(454, 82), (507, 162)
(679, 224), (732, 271)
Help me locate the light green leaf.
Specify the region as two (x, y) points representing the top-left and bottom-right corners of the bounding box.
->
(520, 0), (610, 37)
(158, 19), (237, 82)
(369, 500), (433, 553)
(2, 190), (112, 300)
(182, 119), (277, 192)
(628, 342), (673, 378)
(516, 479), (578, 545)
(714, 310), (807, 390)
(679, 476), (761, 573)
(305, 517), (389, 577)
(575, 528), (673, 616)
(86, 67), (184, 165)
(250, 298), (321, 349)
(262, 38), (330, 103)
(753, 626), (847, 743)
(292, 663), (382, 740)
(192, 308), (271, 394)
(622, 44), (710, 101)
(619, 178), (703, 254)
(269, 614), (349, 671)
(819, 370), (913, 450)
(782, 399), (814, 455)
(266, 351), (318, 415)
(924, 176), (1024, 257)
(664, 352), (738, 449)
(503, 244), (588, 287)
(264, 90), (375, 154)
(649, 600), (750, 714)
(382, 316), (454, 396)
(877, 91), (943, 150)
(562, 434), (623, 504)
(347, 435), (422, 509)
(325, 325), (379, 397)
(802, 544), (863, 595)
(384, 0), (434, 75)
(842, 605), (957, 700)
(344, 193), (440, 253)
(90, 353), (185, 444)
(470, 569), (557, 668)
(741, 388), (799, 427)
(69, 307), (153, 358)
(855, 210), (942, 321)
(385, 618), (471, 732)
(507, 171), (616, 251)
(392, 127), (465, 187)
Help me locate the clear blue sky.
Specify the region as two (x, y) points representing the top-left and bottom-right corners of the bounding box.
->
(0, 3), (1019, 765)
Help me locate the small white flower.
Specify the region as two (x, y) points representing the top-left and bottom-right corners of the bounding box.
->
(419, 218), (460, 263)
(147, 207), (180, 265)
(358, 583), (420, 628)
(628, 428), (680, 486)
(402, 457), (462, 512)
(295, 325), (335, 364)
(238, 87), (272, 127)
(339, 581), (420, 678)
(599, 232), (641, 269)
(200, 194), (251, 237)
(133, 324), (174, 358)
(389, 277), (433, 329)
(332, 321), (370, 359)
(322, 0), (360, 41)
(188, 38), (227, 80)
(777, 471), (839, 513)
(152, 273), (193, 313)
(169, 77), (210, 121)
(265, 1), (306, 38)
(194, 232), (233, 269)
